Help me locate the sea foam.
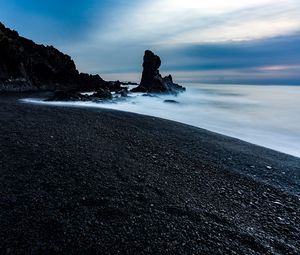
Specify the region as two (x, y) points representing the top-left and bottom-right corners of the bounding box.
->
(22, 84), (300, 158)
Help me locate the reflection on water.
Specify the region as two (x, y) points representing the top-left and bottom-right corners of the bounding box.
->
(23, 84), (300, 158)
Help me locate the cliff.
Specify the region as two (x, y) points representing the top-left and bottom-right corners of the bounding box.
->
(0, 22), (109, 92)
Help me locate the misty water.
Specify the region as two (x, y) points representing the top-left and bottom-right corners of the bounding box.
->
(23, 84), (300, 158)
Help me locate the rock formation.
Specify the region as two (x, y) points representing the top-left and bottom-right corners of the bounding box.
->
(46, 88), (113, 102)
(131, 50), (185, 94)
(0, 22), (114, 93)
(0, 23), (185, 100)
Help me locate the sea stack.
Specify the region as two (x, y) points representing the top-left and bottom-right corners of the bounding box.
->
(132, 50), (185, 94)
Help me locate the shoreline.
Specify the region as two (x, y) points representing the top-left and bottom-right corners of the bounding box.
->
(1, 93), (300, 254)
(13, 93), (300, 195)
(20, 92), (300, 159)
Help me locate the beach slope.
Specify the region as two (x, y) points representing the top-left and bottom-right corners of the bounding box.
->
(0, 94), (300, 254)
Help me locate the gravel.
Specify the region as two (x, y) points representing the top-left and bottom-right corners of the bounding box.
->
(1, 93), (300, 254)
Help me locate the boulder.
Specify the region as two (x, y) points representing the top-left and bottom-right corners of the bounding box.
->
(131, 50), (185, 94)
(117, 88), (129, 97)
(92, 88), (113, 100)
(164, 99), (179, 104)
(46, 88), (113, 102)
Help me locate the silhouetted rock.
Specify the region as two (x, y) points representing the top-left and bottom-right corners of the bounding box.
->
(46, 90), (82, 101)
(0, 22), (108, 92)
(116, 88), (129, 97)
(77, 73), (109, 92)
(131, 50), (185, 94)
(164, 99), (179, 104)
(140, 50), (161, 87)
(47, 88), (113, 102)
(0, 23), (184, 101)
(107, 80), (123, 92)
(92, 88), (113, 100)
(120, 81), (139, 86)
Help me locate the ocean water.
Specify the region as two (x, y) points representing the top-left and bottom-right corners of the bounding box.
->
(23, 84), (300, 158)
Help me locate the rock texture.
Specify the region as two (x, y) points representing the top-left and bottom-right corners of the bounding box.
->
(0, 22), (111, 92)
(46, 88), (116, 102)
(132, 50), (185, 94)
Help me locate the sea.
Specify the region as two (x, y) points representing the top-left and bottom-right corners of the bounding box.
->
(23, 84), (300, 158)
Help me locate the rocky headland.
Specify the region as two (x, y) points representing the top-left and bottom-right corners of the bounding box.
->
(0, 23), (115, 93)
(0, 23), (185, 101)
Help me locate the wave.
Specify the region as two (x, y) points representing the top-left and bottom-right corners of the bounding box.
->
(22, 84), (300, 158)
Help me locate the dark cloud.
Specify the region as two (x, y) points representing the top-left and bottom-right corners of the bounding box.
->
(161, 33), (300, 71)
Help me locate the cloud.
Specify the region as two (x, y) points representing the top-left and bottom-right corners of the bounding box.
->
(158, 33), (300, 84)
(3, 0), (298, 84)
(88, 33), (300, 84)
(62, 0), (300, 82)
(95, 0), (300, 45)
(161, 33), (300, 70)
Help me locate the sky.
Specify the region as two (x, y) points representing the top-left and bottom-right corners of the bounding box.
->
(1, 0), (300, 84)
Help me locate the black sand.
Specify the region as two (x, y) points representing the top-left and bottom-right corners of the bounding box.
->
(1, 93), (300, 254)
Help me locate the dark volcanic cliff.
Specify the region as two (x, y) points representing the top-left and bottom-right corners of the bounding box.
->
(0, 22), (110, 92)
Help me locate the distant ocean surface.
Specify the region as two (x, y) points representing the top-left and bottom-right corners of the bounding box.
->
(24, 84), (300, 158)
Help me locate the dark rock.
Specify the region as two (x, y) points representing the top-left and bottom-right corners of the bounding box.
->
(164, 99), (179, 104)
(77, 73), (108, 92)
(92, 88), (113, 100)
(131, 50), (186, 94)
(140, 50), (161, 86)
(47, 88), (113, 102)
(142, 93), (158, 97)
(107, 80), (123, 92)
(120, 81), (139, 86)
(0, 22), (108, 92)
(133, 86), (147, 93)
(117, 88), (129, 97)
(46, 90), (82, 101)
